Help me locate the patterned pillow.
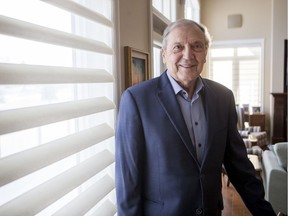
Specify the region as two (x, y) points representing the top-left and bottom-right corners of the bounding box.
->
(246, 146), (263, 160)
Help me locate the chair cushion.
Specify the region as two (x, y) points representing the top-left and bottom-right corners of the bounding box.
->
(273, 142), (288, 171)
(247, 146), (263, 155)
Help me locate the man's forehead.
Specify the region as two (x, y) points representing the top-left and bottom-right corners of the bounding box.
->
(168, 27), (205, 43)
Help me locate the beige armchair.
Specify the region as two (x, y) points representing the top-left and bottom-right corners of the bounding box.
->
(236, 105), (267, 147)
(236, 105), (267, 159)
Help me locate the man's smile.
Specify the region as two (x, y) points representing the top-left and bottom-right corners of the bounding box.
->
(178, 63), (197, 68)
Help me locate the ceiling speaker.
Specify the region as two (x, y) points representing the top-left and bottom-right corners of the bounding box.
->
(227, 14), (242, 28)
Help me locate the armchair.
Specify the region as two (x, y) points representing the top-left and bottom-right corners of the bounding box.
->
(262, 142), (287, 215)
(236, 105), (268, 148)
(223, 106), (266, 187)
(236, 105), (266, 159)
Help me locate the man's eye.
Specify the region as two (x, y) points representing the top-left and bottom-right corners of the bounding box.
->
(173, 45), (182, 50)
(192, 42), (205, 52)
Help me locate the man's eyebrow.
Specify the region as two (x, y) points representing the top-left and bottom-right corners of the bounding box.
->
(172, 42), (182, 45)
(192, 40), (205, 43)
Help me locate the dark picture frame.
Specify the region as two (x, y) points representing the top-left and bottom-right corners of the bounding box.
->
(284, 39), (287, 93)
(124, 46), (150, 88)
(252, 106), (261, 113)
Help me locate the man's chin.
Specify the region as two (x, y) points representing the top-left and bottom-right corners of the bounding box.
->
(178, 67), (197, 73)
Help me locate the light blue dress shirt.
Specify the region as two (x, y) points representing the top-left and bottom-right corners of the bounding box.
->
(166, 71), (207, 163)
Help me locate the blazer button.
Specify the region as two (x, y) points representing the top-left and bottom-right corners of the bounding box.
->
(196, 208), (203, 215)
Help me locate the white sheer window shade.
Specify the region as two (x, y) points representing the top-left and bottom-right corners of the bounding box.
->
(0, 0), (116, 215)
(208, 41), (263, 109)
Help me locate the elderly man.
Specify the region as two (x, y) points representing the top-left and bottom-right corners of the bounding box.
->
(115, 19), (275, 216)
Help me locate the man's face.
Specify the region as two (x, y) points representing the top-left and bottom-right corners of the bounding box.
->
(162, 25), (208, 85)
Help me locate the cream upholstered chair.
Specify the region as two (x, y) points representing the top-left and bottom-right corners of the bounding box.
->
(236, 106), (267, 145)
(262, 143), (287, 215)
(236, 105), (262, 137)
(236, 105), (265, 159)
(223, 106), (266, 187)
(243, 139), (263, 161)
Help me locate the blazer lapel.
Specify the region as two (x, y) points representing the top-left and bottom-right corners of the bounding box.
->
(200, 79), (219, 165)
(157, 73), (198, 162)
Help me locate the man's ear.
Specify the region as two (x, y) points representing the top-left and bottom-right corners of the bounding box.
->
(205, 48), (208, 58)
(161, 49), (166, 64)
(203, 48), (208, 63)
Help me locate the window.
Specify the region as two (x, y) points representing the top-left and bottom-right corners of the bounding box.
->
(153, 44), (165, 78)
(152, 0), (177, 78)
(208, 40), (264, 109)
(185, 0), (200, 22)
(0, 0), (117, 215)
(152, 0), (176, 22)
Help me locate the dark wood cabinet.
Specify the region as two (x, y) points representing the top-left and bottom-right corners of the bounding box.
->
(271, 93), (287, 143)
(244, 113), (265, 131)
(249, 114), (265, 131)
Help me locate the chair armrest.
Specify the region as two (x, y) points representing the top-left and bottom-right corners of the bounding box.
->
(262, 150), (287, 214)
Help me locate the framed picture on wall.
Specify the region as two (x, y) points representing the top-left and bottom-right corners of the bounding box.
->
(252, 106), (261, 113)
(124, 46), (150, 88)
(242, 104), (249, 113)
(284, 39), (287, 93)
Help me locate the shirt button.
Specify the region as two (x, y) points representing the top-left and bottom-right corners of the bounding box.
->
(195, 121), (198, 125)
(198, 143), (202, 147)
(196, 208), (203, 215)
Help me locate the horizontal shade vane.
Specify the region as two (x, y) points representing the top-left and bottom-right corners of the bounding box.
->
(0, 150), (114, 215)
(0, 63), (114, 84)
(0, 15), (113, 55)
(0, 124), (114, 187)
(41, 0), (113, 27)
(52, 175), (114, 216)
(92, 200), (117, 216)
(0, 97), (115, 135)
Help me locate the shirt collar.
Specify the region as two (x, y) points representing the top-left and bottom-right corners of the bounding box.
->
(166, 70), (204, 97)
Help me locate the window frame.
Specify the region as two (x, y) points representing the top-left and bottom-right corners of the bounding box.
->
(207, 39), (265, 111)
(185, 0), (200, 22)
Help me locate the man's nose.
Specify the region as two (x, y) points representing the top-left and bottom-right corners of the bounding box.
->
(182, 46), (195, 59)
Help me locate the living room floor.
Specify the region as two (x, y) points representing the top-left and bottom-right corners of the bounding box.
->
(222, 175), (252, 216)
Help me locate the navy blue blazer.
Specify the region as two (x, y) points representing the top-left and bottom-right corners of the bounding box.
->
(115, 72), (275, 216)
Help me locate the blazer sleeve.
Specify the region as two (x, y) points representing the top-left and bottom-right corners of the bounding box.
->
(115, 89), (145, 216)
(223, 93), (276, 216)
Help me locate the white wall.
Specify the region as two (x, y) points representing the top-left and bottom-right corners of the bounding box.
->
(271, 0), (287, 93)
(118, 0), (152, 94)
(201, 0), (272, 41)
